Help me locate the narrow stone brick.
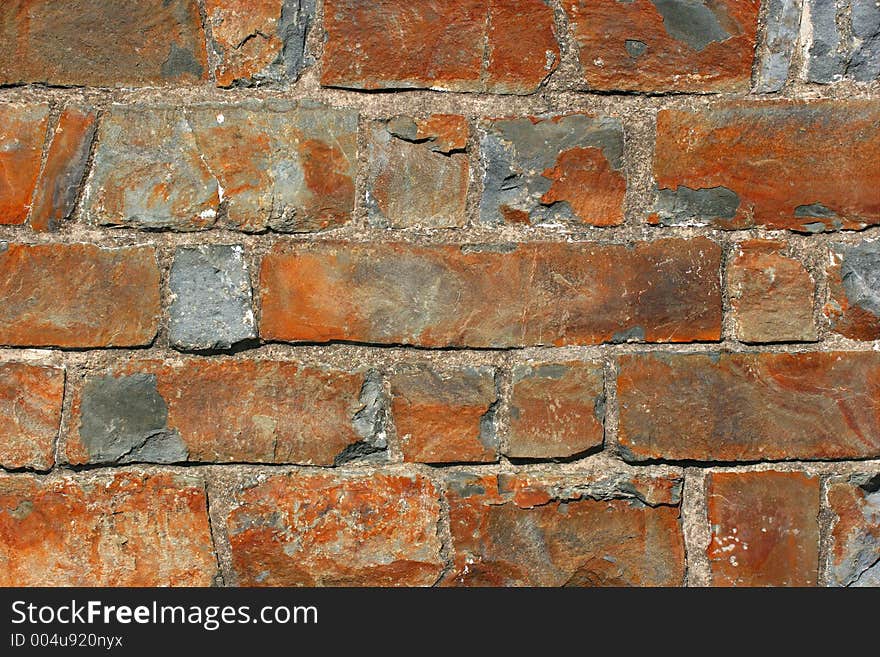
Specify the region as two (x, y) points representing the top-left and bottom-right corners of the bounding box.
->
(753, 0), (803, 92)
(618, 352), (880, 462)
(0, 0), (208, 87)
(707, 471), (820, 587)
(826, 473), (880, 587)
(0, 363), (64, 471)
(0, 471), (217, 586)
(824, 241), (880, 340)
(225, 472), (444, 586)
(0, 243), (160, 348)
(390, 366), (498, 464)
(443, 472), (685, 586)
(0, 104), (49, 226)
(259, 239), (721, 348)
(652, 100), (880, 232)
(507, 362), (605, 460)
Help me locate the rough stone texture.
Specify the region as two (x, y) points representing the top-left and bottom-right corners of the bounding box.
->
(86, 102), (357, 232)
(0, 0), (208, 87)
(806, 0), (880, 83)
(259, 239), (721, 348)
(824, 240), (880, 340)
(443, 472), (685, 586)
(225, 472), (444, 586)
(826, 473), (880, 587)
(29, 106), (98, 232)
(64, 360), (380, 466)
(754, 0), (803, 92)
(366, 116), (469, 228)
(480, 114), (626, 227)
(390, 366), (498, 463)
(321, 0), (559, 93)
(707, 471), (820, 587)
(0, 471), (217, 586)
(169, 245), (256, 351)
(507, 362), (605, 460)
(618, 352), (880, 462)
(563, 0), (760, 92)
(0, 243), (161, 348)
(206, 0), (315, 87)
(652, 100), (880, 232)
(0, 363), (64, 471)
(0, 103), (49, 226)
(727, 239), (817, 343)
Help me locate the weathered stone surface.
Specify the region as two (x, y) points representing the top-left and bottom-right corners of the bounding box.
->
(753, 0), (803, 92)
(321, 0), (558, 93)
(443, 472), (685, 586)
(0, 104), (49, 225)
(259, 239), (721, 347)
(0, 243), (161, 348)
(0, 363), (64, 471)
(562, 0), (760, 92)
(366, 117), (469, 228)
(824, 241), (880, 340)
(64, 360), (382, 465)
(206, 0), (315, 86)
(0, 0), (207, 87)
(507, 362), (605, 460)
(827, 473), (880, 587)
(169, 245), (256, 351)
(707, 471), (819, 586)
(480, 114), (626, 227)
(0, 471), (216, 586)
(618, 352), (880, 462)
(87, 102), (357, 232)
(390, 366), (497, 463)
(727, 240), (817, 342)
(652, 101), (880, 231)
(29, 106), (97, 232)
(806, 0), (880, 83)
(225, 472), (444, 586)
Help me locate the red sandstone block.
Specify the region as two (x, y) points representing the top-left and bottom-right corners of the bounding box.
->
(0, 363), (64, 471)
(0, 104), (49, 226)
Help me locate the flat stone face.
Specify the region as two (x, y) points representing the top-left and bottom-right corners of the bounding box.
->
(727, 239), (817, 343)
(480, 114), (626, 227)
(652, 100), (880, 232)
(0, 243), (161, 348)
(0, 0), (207, 86)
(169, 245), (256, 351)
(442, 472), (685, 586)
(707, 471), (820, 587)
(206, 0), (314, 86)
(0, 471), (217, 586)
(225, 472), (445, 586)
(321, 0), (558, 93)
(562, 0), (760, 92)
(259, 239), (721, 348)
(0, 363), (64, 471)
(366, 116), (469, 228)
(0, 104), (49, 226)
(390, 366), (498, 463)
(824, 241), (880, 340)
(753, 0), (802, 92)
(618, 352), (880, 462)
(64, 360), (378, 466)
(507, 362), (605, 460)
(806, 0), (880, 83)
(87, 102), (357, 232)
(827, 474), (880, 587)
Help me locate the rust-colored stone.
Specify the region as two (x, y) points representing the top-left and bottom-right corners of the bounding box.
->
(0, 104), (49, 225)
(0, 363), (64, 471)
(259, 239), (721, 348)
(618, 352), (880, 462)
(826, 474), (880, 587)
(408, 114), (469, 154)
(824, 241), (880, 340)
(652, 100), (880, 231)
(225, 472), (445, 586)
(707, 471), (819, 587)
(0, 471), (216, 586)
(0, 244), (160, 348)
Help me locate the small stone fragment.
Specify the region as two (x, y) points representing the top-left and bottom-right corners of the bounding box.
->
(0, 363), (64, 470)
(824, 241), (880, 340)
(826, 473), (880, 587)
(0, 104), (49, 226)
(754, 0), (803, 92)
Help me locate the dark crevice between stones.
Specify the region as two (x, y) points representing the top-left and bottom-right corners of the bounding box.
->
(505, 443), (605, 466)
(335, 370), (388, 466)
(173, 337), (262, 357)
(860, 473), (880, 494)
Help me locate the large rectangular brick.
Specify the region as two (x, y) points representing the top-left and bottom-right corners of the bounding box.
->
(652, 100), (880, 232)
(0, 243), (161, 348)
(0, 363), (64, 471)
(0, 471), (217, 586)
(259, 239), (721, 348)
(0, 104), (49, 225)
(618, 352), (880, 462)
(224, 472), (444, 586)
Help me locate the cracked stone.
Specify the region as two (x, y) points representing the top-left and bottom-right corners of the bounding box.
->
(0, 104), (49, 226)
(0, 363), (64, 470)
(827, 473), (880, 587)
(824, 240), (880, 340)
